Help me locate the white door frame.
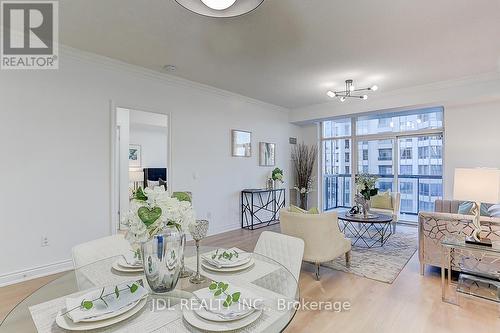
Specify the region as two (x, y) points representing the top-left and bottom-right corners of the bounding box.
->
(109, 101), (173, 235)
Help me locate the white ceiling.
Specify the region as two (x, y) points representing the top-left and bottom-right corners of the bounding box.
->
(59, 0), (500, 109)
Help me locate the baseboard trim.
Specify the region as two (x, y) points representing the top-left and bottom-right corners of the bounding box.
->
(0, 259), (74, 287)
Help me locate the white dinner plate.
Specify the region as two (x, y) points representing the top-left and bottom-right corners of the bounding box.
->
(117, 257), (143, 269)
(55, 297), (147, 331)
(202, 249), (252, 268)
(194, 304), (257, 322)
(202, 256), (252, 268)
(80, 298), (140, 322)
(183, 307), (262, 332)
(201, 258), (255, 273)
(112, 261), (143, 273)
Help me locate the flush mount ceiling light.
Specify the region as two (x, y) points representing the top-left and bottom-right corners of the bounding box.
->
(174, 0), (265, 18)
(327, 79), (378, 102)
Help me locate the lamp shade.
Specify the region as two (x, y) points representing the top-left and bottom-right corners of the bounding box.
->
(129, 170), (144, 182)
(453, 168), (500, 203)
(175, 0), (264, 18)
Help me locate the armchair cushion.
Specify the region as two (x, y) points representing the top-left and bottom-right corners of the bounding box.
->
(290, 205), (319, 214)
(371, 191), (393, 210)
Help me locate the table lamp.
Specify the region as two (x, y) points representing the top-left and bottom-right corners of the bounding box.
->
(453, 168), (500, 247)
(129, 169), (144, 191)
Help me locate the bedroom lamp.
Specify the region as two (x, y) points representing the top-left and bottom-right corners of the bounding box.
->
(453, 168), (500, 247)
(129, 169), (144, 191)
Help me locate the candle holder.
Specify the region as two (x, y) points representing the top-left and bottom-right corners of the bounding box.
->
(189, 220), (209, 284)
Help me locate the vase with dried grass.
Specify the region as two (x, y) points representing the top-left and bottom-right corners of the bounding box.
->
(291, 143), (317, 210)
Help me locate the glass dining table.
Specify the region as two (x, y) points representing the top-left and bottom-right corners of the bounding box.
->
(0, 245), (299, 332)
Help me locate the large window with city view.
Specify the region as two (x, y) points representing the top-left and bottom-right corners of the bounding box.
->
(321, 107), (444, 222)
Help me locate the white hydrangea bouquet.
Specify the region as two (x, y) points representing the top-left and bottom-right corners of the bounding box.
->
(123, 187), (196, 245)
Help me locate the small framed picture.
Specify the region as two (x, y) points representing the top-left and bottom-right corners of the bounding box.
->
(231, 130), (252, 157)
(259, 142), (276, 166)
(129, 144), (142, 168)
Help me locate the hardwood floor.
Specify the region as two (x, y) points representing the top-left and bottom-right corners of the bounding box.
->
(1, 225), (499, 332)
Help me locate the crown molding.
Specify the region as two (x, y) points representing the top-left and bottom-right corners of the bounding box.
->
(59, 45), (289, 114)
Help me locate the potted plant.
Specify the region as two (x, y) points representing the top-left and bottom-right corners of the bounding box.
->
(354, 174), (379, 217)
(291, 143), (317, 210)
(269, 167), (284, 189)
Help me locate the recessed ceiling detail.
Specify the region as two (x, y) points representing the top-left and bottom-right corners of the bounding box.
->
(174, 0), (265, 18)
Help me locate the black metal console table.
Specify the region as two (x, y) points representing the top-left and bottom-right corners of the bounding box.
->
(241, 188), (286, 230)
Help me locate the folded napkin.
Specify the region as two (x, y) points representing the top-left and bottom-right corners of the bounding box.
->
(65, 281), (148, 323)
(193, 284), (261, 318)
(202, 248), (251, 267)
(123, 253), (142, 267)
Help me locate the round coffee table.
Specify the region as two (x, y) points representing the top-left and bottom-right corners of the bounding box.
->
(338, 212), (393, 248)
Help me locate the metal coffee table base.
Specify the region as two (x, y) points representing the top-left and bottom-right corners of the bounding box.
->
(340, 220), (393, 248)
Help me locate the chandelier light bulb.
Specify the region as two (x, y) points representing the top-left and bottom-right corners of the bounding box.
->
(349, 85), (355, 92)
(362, 95), (368, 100)
(201, 0), (237, 10)
(327, 90), (336, 98)
(339, 96), (346, 102)
(370, 85), (378, 91)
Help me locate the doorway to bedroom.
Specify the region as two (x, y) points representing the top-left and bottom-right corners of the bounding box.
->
(113, 107), (170, 231)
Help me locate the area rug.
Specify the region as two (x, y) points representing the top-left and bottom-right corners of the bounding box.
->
(322, 226), (418, 284)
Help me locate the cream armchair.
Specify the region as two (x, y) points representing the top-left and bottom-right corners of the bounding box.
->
(280, 208), (351, 280)
(369, 192), (401, 233)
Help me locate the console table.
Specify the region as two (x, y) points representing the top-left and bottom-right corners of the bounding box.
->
(441, 236), (500, 307)
(241, 188), (286, 230)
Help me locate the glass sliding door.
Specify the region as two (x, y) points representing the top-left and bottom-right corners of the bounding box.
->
(357, 139), (394, 192)
(397, 134), (443, 216)
(322, 119), (352, 211)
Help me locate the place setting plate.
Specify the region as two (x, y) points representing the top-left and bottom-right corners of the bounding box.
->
(200, 248), (254, 273)
(182, 283), (263, 332)
(55, 281), (149, 331)
(111, 256), (144, 273)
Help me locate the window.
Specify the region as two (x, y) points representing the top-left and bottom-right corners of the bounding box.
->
(379, 165), (392, 175)
(430, 165), (442, 175)
(400, 182), (413, 194)
(431, 146), (442, 159)
(418, 165), (429, 175)
(322, 107), (443, 216)
(400, 165), (412, 175)
(356, 107), (443, 135)
(418, 146), (429, 159)
(323, 118), (351, 138)
(401, 148), (412, 159)
(378, 148), (392, 161)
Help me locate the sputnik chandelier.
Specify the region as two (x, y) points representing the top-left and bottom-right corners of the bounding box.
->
(327, 79), (378, 102)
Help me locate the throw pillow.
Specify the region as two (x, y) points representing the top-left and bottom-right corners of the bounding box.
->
(458, 202), (492, 217)
(370, 191), (393, 210)
(488, 204), (500, 218)
(289, 205), (319, 214)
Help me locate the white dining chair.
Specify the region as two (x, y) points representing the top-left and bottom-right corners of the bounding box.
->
(253, 231), (305, 282)
(71, 234), (133, 269)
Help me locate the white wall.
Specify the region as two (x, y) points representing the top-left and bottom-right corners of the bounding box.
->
(443, 101), (500, 199)
(0, 47), (300, 285)
(129, 124), (168, 168)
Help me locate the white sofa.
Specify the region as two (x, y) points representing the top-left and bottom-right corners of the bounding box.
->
(280, 208), (351, 280)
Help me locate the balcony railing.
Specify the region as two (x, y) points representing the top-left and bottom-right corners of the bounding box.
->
(324, 174), (443, 214)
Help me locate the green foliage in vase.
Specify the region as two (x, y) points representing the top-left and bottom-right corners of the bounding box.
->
(355, 173), (379, 200)
(271, 168), (284, 182)
(134, 187), (148, 201)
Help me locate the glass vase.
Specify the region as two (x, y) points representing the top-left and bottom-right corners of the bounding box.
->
(179, 230), (192, 278)
(141, 226), (182, 293)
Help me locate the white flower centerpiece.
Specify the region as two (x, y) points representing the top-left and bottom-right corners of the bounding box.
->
(123, 187), (196, 273)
